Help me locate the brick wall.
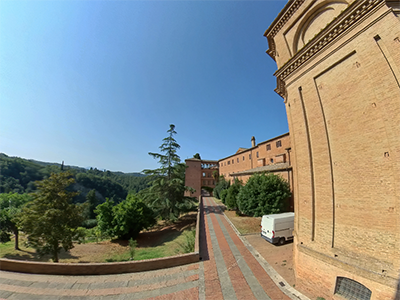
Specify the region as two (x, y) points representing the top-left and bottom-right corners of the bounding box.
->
(266, 0), (400, 298)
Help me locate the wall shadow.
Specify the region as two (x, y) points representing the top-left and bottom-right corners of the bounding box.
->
(199, 197), (209, 261)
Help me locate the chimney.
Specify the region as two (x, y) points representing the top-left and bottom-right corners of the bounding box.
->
(251, 136), (256, 147)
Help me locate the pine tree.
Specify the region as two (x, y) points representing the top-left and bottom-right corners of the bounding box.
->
(143, 124), (196, 220)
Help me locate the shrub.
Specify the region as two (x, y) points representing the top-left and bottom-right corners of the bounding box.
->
(220, 189), (228, 204)
(225, 179), (242, 210)
(237, 173), (291, 217)
(213, 176), (230, 200)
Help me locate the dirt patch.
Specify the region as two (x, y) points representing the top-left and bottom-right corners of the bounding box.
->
(137, 212), (196, 248)
(224, 210), (262, 235)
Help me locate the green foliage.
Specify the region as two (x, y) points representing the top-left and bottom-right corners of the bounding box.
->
(129, 238), (137, 259)
(213, 176), (230, 200)
(0, 153), (151, 202)
(193, 153), (201, 159)
(201, 186), (213, 195)
(237, 173), (291, 217)
(220, 189), (228, 204)
(0, 193), (32, 249)
(176, 229), (196, 253)
(81, 219), (97, 229)
(143, 125), (197, 221)
(84, 189), (99, 219)
(95, 194), (156, 240)
(225, 179), (242, 210)
(18, 172), (84, 262)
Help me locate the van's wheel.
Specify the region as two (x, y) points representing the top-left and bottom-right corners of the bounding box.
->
(278, 238), (285, 245)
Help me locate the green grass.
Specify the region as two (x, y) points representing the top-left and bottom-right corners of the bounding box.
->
(105, 228), (196, 262)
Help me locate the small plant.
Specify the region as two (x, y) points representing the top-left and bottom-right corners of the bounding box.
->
(176, 229), (196, 253)
(316, 297), (326, 300)
(129, 238), (137, 260)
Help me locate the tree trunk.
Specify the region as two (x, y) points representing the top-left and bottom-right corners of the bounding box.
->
(12, 226), (19, 250)
(53, 243), (59, 262)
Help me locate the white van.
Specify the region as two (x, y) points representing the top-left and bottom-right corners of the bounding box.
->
(260, 212), (294, 245)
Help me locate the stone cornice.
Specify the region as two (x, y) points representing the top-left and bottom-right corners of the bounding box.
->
(265, 0), (306, 39)
(264, 0), (306, 60)
(274, 0), (383, 98)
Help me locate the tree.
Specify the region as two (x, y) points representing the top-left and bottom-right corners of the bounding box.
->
(0, 193), (32, 249)
(18, 172), (84, 262)
(85, 189), (99, 219)
(237, 173), (291, 217)
(193, 153), (201, 159)
(213, 176), (230, 200)
(143, 124), (196, 221)
(94, 198), (115, 238)
(95, 194), (156, 239)
(225, 179), (242, 210)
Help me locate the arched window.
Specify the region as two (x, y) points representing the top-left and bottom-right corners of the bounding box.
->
(334, 277), (371, 300)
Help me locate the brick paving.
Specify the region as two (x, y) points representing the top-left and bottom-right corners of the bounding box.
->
(0, 196), (303, 299)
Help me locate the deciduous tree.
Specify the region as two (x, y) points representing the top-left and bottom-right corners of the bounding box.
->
(18, 172), (84, 262)
(237, 173), (291, 217)
(0, 193), (32, 249)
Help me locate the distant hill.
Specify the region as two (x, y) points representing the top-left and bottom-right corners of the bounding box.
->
(0, 153), (151, 202)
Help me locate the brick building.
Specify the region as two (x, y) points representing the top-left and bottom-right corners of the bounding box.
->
(265, 0), (400, 299)
(184, 159), (218, 199)
(219, 133), (292, 181)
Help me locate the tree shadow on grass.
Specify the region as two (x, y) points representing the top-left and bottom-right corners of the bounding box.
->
(3, 248), (80, 262)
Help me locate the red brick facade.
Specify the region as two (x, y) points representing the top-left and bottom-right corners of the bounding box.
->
(184, 159), (218, 199)
(218, 133), (291, 188)
(265, 0), (400, 299)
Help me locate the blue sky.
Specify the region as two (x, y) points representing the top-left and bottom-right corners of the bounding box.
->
(0, 0), (288, 173)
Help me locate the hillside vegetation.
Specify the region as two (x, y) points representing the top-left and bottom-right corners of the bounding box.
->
(0, 153), (151, 203)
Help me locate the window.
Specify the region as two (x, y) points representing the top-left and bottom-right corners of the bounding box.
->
(249, 154), (251, 159)
(228, 161), (230, 165)
(202, 172), (206, 177)
(202, 180), (206, 185)
(232, 159), (234, 164)
(237, 158), (239, 163)
(334, 277), (371, 300)
(212, 180), (215, 185)
(276, 140), (282, 148)
(208, 173), (211, 177)
(243, 156), (245, 161)
(256, 152), (259, 158)
(266, 144), (271, 151)
(270, 158), (274, 163)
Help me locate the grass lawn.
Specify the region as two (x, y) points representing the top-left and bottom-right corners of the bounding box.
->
(213, 198), (261, 235)
(0, 212), (197, 263)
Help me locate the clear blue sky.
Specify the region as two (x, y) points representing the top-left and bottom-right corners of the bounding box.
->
(0, 0), (289, 173)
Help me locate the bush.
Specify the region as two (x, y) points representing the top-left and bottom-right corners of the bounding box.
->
(81, 219), (97, 229)
(213, 176), (230, 200)
(95, 194), (156, 240)
(220, 189), (228, 204)
(237, 173), (291, 217)
(225, 179), (242, 210)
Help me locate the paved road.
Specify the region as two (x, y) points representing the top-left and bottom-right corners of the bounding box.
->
(0, 197), (295, 300)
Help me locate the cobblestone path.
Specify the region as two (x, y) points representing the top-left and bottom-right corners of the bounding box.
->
(0, 197), (293, 299)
